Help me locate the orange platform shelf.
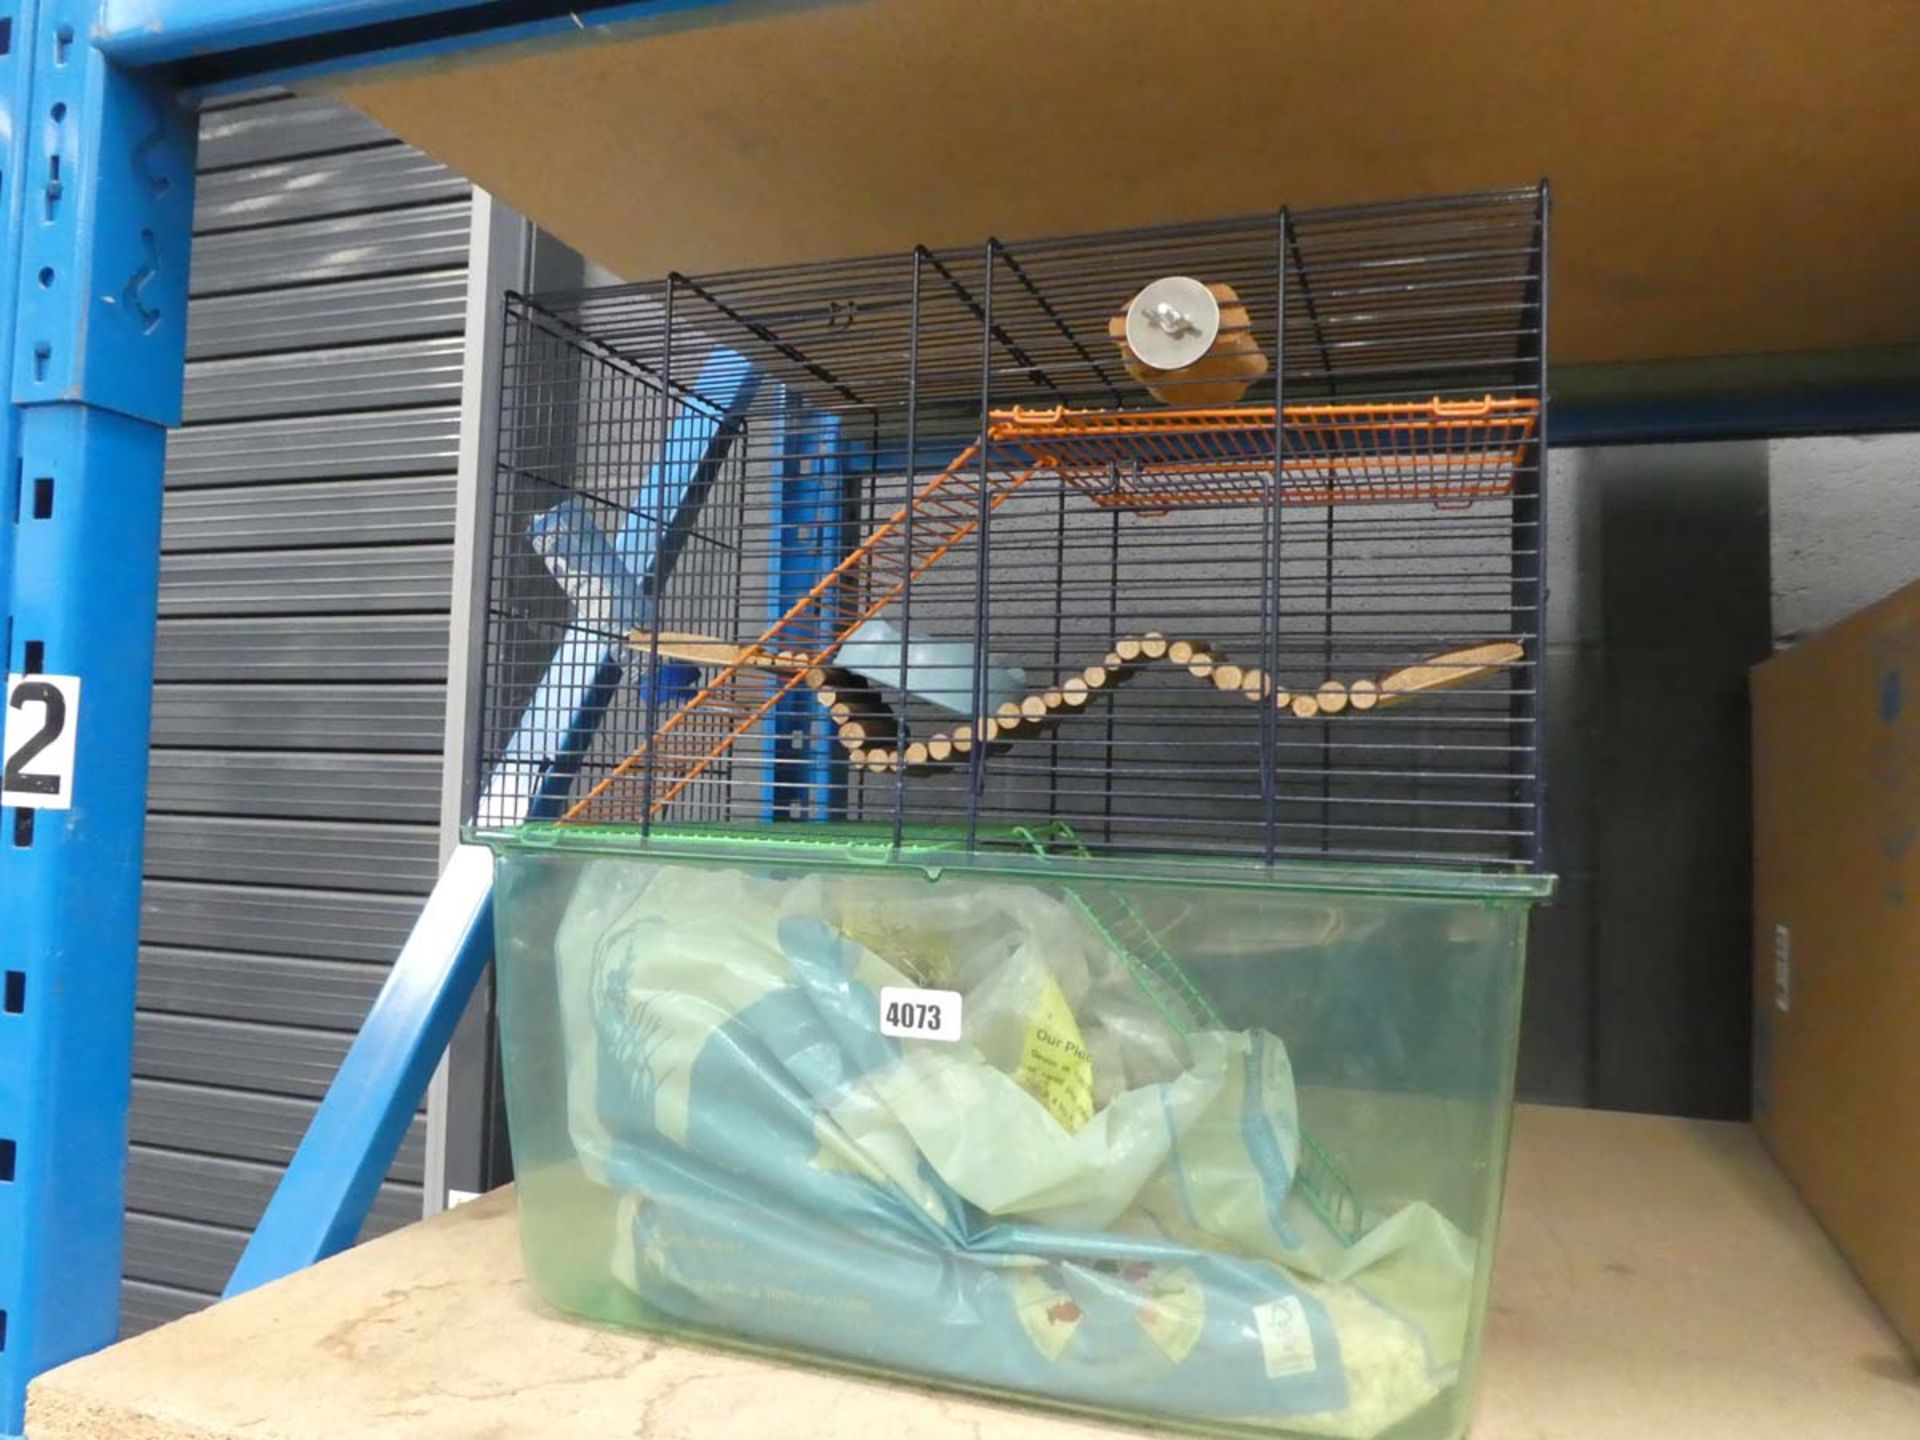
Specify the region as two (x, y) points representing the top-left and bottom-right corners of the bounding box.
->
(989, 397), (1539, 511)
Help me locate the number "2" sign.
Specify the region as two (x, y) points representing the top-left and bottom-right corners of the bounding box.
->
(3, 673), (81, 810)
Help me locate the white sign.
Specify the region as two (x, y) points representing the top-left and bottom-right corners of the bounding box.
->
(3, 673), (81, 810)
(878, 986), (963, 1043)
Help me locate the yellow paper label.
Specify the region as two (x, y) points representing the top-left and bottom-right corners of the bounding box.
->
(1014, 976), (1095, 1131)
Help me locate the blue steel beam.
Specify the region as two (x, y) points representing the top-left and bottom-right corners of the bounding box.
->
(620, 348), (756, 584)
(0, 3), (196, 1432)
(765, 398), (844, 822)
(223, 845), (495, 1298)
(101, 0), (495, 54)
(96, 1), (777, 92)
(1529, 336), (1920, 446)
(481, 346), (757, 824)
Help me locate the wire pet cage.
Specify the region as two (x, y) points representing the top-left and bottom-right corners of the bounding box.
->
(475, 185), (1549, 871)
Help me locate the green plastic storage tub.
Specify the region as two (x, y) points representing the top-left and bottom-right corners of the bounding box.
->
(489, 828), (1549, 1440)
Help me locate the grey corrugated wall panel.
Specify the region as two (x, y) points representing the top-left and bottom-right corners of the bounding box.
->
(123, 1215), (249, 1294)
(121, 1197), (415, 1305)
(152, 615), (452, 681)
(120, 1287), (218, 1326)
(138, 947), (390, 1030)
(166, 407), (461, 487)
(128, 1147), (420, 1236)
(151, 685), (448, 752)
(135, 1014), (362, 1098)
(121, 1282), (212, 1333)
(190, 202), (472, 295)
(158, 545), (455, 617)
(195, 147), (468, 232)
(141, 883), (425, 964)
(186, 270), (468, 359)
(147, 752), (442, 821)
(183, 336), (466, 422)
(143, 816), (441, 893)
(162, 478), (456, 551)
(130, 1080), (427, 1181)
(198, 94), (390, 171)
(129, 92), (467, 1334)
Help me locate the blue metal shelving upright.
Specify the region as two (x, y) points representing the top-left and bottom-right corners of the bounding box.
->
(0, 4), (197, 1432)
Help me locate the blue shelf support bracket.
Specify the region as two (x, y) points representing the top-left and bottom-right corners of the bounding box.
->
(478, 345), (759, 824)
(0, 5), (198, 1433)
(226, 346), (761, 1297)
(224, 844), (495, 1298)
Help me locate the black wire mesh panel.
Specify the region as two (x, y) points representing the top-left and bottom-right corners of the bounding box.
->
(473, 185), (1549, 870)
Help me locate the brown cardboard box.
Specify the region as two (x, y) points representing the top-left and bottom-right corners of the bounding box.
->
(1752, 577), (1920, 1355)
